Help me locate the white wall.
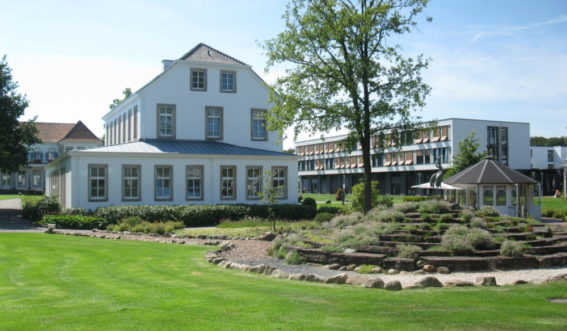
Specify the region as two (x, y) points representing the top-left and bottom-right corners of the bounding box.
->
(531, 146), (567, 169)
(68, 153), (298, 210)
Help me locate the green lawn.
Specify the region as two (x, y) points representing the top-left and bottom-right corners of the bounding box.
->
(1, 234), (566, 330)
(542, 197), (567, 212)
(0, 194), (43, 201)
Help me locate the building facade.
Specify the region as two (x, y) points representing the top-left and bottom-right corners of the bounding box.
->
(527, 146), (567, 195)
(46, 44), (298, 209)
(295, 118), (531, 196)
(0, 121), (102, 194)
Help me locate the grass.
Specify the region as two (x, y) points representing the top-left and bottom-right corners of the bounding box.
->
(177, 219), (318, 238)
(1, 234), (567, 330)
(0, 194), (42, 201)
(542, 197), (567, 212)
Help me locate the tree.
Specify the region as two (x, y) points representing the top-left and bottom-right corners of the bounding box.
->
(263, 0), (431, 213)
(109, 88), (132, 110)
(530, 136), (567, 147)
(0, 55), (39, 173)
(257, 169), (284, 232)
(443, 132), (484, 179)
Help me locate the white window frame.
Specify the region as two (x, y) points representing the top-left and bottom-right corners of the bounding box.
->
(220, 166), (236, 200)
(206, 107), (223, 140)
(155, 165), (173, 201)
(186, 165), (204, 200)
(251, 109), (267, 141)
(17, 171), (26, 187)
(272, 166), (287, 199)
(88, 164), (108, 202)
(32, 169), (41, 187)
(157, 104), (176, 139)
(122, 165), (141, 201)
(220, 70), (236, 93)
(246, 166), (262, 200)
(191, 68), (207, 91)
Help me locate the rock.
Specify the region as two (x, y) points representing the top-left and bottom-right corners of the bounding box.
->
(288, 273), (307, 281)
(219, 242), (234, 251)
(177, 240), (185, 244)
(218, 260), (232, 268)
(345, 264), (357, 271)
(346, 275), (368, 286)
(437, 266), (450, 274)
(416, 260), (424, 267)
(327, 263), (341, 270)
(387, 269), (399, 275)
(325, 273), (348, 284)
(384, 280), (402, 291)
(354, 266), (362, 272)
(476, 276), (497, 286)
(305, 274), (325, 282)
(400, 271), (410, 275)
(546, 273), (567, 282)
(514, 280), (528, 285)
(171, 234), (177, 238)
(91, 228), (98, 232)
(413, 270), (425, 275)
(262, 266), (276, 276)
(45, 228), (54, 234)
(271, 269), (289, 279)
(445, 280), (474, 287)
(371, 267), (383, 273)
(363, 278), (385, 289)
(416, 276), (444, 288)
(338, 266), (347, 271)
(211, 257), (225, 265)
(248, 264), (267, 274)
(423, 264), (436, 273)
(258, 232), (277, 241)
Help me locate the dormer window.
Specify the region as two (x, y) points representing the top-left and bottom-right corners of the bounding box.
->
(191, 68), (207, 91)
(157, 104), (176, 139)
(220, 70), (236, 93)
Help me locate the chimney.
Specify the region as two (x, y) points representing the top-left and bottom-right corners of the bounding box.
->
(162, 59), (174, 71)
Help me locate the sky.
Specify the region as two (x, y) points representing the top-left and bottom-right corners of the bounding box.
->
(1, 0), (566, 149)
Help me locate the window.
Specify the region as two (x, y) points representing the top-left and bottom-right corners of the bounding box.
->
(487, 126), (499, 160)
(88, 165), (107, 201)
(154, 166), (172, 200)
(496, 185), (506, 206)
(122, 165), (140, 201)
(251, 109), (267, 141)
(186, 166), (203, 200)
(483, 185), (493, 206)
(220, 70), (236, 93)
(133, 106), (138, 140)
(206, 107), (223, 139)
(17, 171), (26, 187)
(32, 169), (41, 187)
(511, 185), (517, 206)
(246, 166), (262, 199)
(47, 148), (58, 161)
(191, 68), (207, 91)
(547, 150), (554, 162)
(272, 166), (287, 199)
(157, 104), (175, 138)
(372, 153), (384, 167)
(1, 174), (11, 186)
(221, 166), (236, 200)
(500, 127), (508, 165)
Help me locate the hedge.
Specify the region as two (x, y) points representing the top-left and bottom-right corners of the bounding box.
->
(22, 196), (61, 222)
(93, 204), (316, 227)
(41, 215), (110, 230)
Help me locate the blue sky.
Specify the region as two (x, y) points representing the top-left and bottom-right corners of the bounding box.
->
(1, 0), (566, 148)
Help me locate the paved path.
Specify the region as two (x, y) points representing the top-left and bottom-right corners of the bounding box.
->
(0, 199), (43, 232)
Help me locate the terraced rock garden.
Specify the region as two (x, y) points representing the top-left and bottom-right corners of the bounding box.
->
(270, 200), (567, 274)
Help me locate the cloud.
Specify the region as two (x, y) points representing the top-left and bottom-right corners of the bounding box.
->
(471, 15), (567, 41)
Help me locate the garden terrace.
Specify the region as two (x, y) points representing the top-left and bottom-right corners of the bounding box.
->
(271, 200), (567, 272)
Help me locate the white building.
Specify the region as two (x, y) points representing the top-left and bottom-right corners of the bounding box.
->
(529, 146), (567, 195)
(46, 44), (298, 209)
(295, 118), (531, 195)
(0, 121), (102, 193)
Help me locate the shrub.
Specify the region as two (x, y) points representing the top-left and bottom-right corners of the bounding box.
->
(276, 246), (289, 259)
(301, 197), (317, 209)
(314, 212), (334, 223)
(22, 196), (61, 222)
(403, 196), (442, 202)
(396, 244), (423, 259)
(552, 210), (565, 219)
(335, 228), (378, 246)
(393, 202), (419, 213)
(330, 213), (363, 228)
(318, 205), (351, 215)
(420, 213), (432, 221)
(351, 180), (381, 212)
(298, 196), (303, 203)
(367, 222), (400, 235)
(476, 206), (499, 217)
(62, 208), (89, 216)
(367, 209), (404, 222)
(500, 240), (525, 257)
(417, 200), (452, 214)
(467, 228), (494, 249)
(461, 212), (474, 222)
(40, 215), (109, 229)
(470, 217), (487, 229)
(439, 214), (453, 222)
(357, 265), (378, 274)
(542, 208), (554, 217)
(285, 251), (303, 265)
(441, 225), (494, 254)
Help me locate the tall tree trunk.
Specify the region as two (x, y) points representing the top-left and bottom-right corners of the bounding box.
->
(361, 131), (372, 213)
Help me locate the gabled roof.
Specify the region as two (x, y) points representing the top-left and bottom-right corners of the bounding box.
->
(444, 158), (537, 185)
(32, 121), (101, 144)
(79, 139), (295, 157)
(179, 43), (248, 66)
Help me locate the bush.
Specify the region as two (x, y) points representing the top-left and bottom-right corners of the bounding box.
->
(476, 206), (499, 217)
(285, 251), (303, 265)
(393, 202), (419, 213)
(470, 217), (487, 229)
(420, 213), (432, 221)
(335, 228), (378, 246)
(500, 240), (525, 257)
(417, 200), (452, 214)
(367, 209), (404, 222)
(320, 245), (344, 253)
(542, 208), (554, 217)
(40, 215), (109, 229)
(330, 213), (363, 228)
(22, 196), (61, 222)
(396, 244), (423, 259)
(301, 197), (317, 209)
(325, 200), (332, 204)
(107, 220), (184, 234)
(403, 196), (442, 202)
(461, 212), (474, 222)
(314, 212), (334, 223)
(438, 214), (453, 222)
(351, 180), (382, 212)
(318, 205), (351, 215)
(441, 225), (494, 254)
(357, 265), (378, 274)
